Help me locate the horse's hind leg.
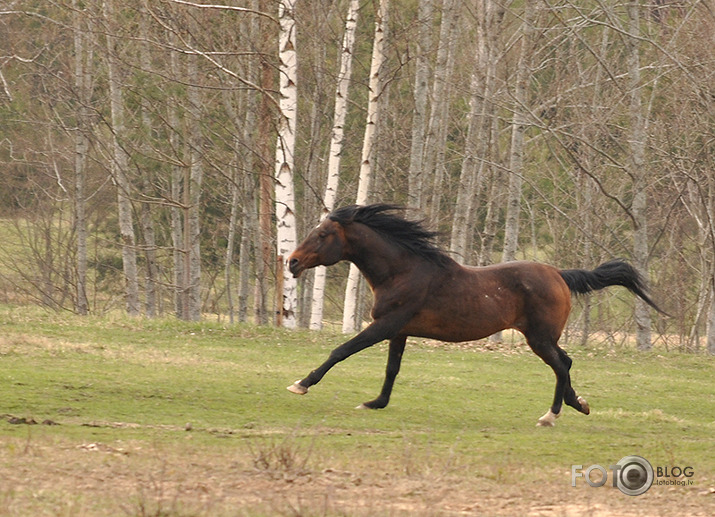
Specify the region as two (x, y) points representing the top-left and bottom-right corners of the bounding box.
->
(527, 334), (588, 427)
(557, 347), (590, 416)
(534, 345), (568, 426)
(358, 335), (407, 410)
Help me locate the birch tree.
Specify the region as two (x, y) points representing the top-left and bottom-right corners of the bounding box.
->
(407, 0), (433, 209)
(167, 29), (186, 319)
(138, 9), (159, 317)
(220, 2), (259, 324)
(310, 0), (359, 330)
(104, 0), (140, 316)
(342, 0), (389, 333)
(501, 3), (535, 263)
(73, 0), (91, 315)
(626, 1), (652, 350)
(451, 0), (500, 265)
(274, 0), (299, 328)
(423, 0), (458, 221)
(184, 19), (204, 322)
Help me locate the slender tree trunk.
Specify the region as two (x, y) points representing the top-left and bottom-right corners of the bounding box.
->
(274, 0), (299, 329)
(225, 157), (240, 324)
(299, 65), (322, 328)
(708, 276), (715, 355)
(104, 0), (139, 316)
(239, 5), (260, 324)
(219, 63), (247, 324)
(139, 9), (158, 317)
(342, 0), (389, 334)
(707, 175), (715, 354)
(579, 26), (609, 347)
(139, 185), (158, 317)
(474, 0), (501, 267)
(580, 175), (594, 347)
(165, 27), (184, 318)
(627, 1), (651, 350)
(309, 0), (359, 330)
(449, 0), (490, 264)
(502, 3), (534, 263)
(73, 0), (90, 315)
(238, 170), (256, 323)
(170, 138), (184, 318)
(186, 35), (203, 322)
(480, 155), (502, 266)
(424, 0), (458, 221)
(452, 0), (499, 265)
(256, 0), (275, 326)
(407, 0), (433, 209)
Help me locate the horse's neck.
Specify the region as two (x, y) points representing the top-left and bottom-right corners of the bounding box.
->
(345, 225), (402, 288)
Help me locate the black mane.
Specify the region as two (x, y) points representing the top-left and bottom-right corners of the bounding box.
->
(328, 204), (453, 268)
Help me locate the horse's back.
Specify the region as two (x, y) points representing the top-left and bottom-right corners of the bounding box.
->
(401, 261), (572, 342)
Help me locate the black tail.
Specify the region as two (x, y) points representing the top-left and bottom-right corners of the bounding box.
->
(559, 259), (668, 315)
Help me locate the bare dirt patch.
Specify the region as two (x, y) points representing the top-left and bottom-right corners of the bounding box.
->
(0, 436), (712, 516)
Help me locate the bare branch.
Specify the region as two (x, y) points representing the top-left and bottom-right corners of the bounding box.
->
(167, 0), (278, 24)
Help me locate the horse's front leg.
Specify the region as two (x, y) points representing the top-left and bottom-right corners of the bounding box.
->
(287, 319), (399, 395)
(357, 335), (407, 409)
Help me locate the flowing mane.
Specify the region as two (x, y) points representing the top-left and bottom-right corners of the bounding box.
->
(328, 204), (453, 268)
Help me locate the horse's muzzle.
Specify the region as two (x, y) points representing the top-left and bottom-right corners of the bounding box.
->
(288, 257), (302, 278)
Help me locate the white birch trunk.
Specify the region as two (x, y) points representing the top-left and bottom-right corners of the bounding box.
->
(491, 4), (528, 343)
(707, 177), (715, 354)
(73, 0), (90, 315)
(707, 277), (715, 354)
(225, 158), (240, 324)
(342, 0), (388, 334)
(627, 1), (651, 350)
(423, 0), (458, 221)
(309, 0), (359, 330)
(186, 29), (203, 322)
(502, 3), (534, 263)
(238, 171), (256, 323)
(454, 0), (499, 266)
(166, 29), (185, 318)
(139, 10), (158, 318)
(274, 0), (299, 328)
(220, 79), (250, 324)
(407, 0), (433, 210)
(450, 0), (492, 263)
(104, 0), (139, 316)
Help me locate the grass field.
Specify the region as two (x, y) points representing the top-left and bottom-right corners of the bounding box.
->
(0, 305), (713, 516)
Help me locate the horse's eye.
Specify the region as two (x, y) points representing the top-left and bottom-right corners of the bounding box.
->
(318, 231), (327, 239)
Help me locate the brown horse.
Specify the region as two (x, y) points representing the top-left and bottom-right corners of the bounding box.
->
(287, 204), (665, 426)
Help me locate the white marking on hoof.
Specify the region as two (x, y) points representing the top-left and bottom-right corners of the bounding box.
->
(355, 404), (369, 410)
(287, 380), (308, 395)
(578, 396), (590, 415)
(536, 409), (560, 427)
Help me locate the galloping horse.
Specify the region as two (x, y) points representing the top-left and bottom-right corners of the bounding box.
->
(287, 204), (666, 426)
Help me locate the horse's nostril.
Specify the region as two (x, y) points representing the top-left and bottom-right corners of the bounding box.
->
(288, 257), (302, 277)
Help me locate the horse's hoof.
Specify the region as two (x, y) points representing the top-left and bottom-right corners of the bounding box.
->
(355, 403), (369, 410)
(536, 409), (560, 427)
(287, 381), (308, 395)
(578, 396), (590, 415)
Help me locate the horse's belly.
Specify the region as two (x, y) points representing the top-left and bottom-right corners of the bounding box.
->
(402, 309), (512, 343)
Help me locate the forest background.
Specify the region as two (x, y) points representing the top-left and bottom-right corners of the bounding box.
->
(0, 0), (713, 353)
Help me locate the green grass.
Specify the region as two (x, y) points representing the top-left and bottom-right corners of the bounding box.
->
(1, 305), (714, 515)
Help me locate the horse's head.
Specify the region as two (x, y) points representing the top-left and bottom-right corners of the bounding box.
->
(289, 216), (347, 278)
